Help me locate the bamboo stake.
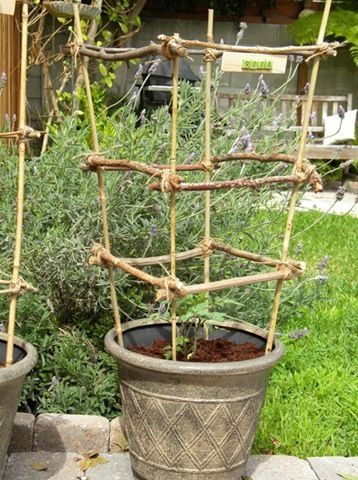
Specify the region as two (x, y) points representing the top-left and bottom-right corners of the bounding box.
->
(169, 53), (180, 361)
(203, 9), (214, 305)
(266, 0), (333, 354)
(72, 1), (123, 347)
(209, 240), (305, 271)
(156, 269), (293, 301)
(6, 1), (29, 366)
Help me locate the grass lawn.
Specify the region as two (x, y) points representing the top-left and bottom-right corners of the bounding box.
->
(254, 210), (358, 457)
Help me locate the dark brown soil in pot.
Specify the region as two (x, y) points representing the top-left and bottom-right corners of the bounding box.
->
(128, 337), (265, 362)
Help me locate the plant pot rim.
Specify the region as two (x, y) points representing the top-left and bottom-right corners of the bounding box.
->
(0, 333), (37, 383)
(105, 318), (284, 376)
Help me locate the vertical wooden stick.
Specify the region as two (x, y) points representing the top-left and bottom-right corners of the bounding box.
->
(170, 55), (179, 361)
(204, 9), (214, 300)
(6, 1), (29, 366)
(265, 0), (333, 354)
(73, 1), (123, 347)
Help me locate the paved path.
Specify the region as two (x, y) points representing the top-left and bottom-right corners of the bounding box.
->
(274, 190), (358, 217)
(4, 452), (358, 480)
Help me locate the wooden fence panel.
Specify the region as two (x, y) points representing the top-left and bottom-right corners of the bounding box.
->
(0, 8), (21, 130)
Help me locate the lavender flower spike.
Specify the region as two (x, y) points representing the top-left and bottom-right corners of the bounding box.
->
(243, 83), (251, 95)
(148, 58), (161, 75)
(259, 77), (269, 97)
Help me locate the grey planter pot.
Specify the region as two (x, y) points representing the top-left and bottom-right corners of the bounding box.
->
(0, 334), (37, 477)
(105, 319), (284, 480)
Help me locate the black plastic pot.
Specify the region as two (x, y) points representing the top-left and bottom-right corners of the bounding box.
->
(105, 319), (284, 480)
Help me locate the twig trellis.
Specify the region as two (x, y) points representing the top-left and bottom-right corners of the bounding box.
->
(72, 1), (334, 359)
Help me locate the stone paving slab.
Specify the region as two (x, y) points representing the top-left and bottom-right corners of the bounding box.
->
(8, 413), (35, 453)
(246, 455), (319, 480)
(308, 456), (358, 480)
(33, 414), (109, 453)
(4, 452), (82, 480)
(5, 453), (339, 480)
(297, 191), (358, 217)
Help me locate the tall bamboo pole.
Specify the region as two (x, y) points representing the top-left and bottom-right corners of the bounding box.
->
(170, 55), (179, 361)
(265, 0), (333, 354)
(72, 1), (123, 347)
(6, 2), (29, 366)
(204, 9), (214, 300)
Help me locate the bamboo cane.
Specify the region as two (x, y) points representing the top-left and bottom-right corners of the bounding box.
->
(72, 1), (123, 347)
(6, 1), (29, 366)
(265, 0), (333, 354)
(203, 9), (214, 307)
(169, 54), (180, 360)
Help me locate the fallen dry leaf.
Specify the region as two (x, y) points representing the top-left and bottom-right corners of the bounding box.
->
(31, 461), (48, 471)
(79, 453), (109, 472)
(112, 431), (129, 452)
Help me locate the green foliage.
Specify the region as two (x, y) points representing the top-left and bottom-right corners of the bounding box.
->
(0, 72), (327, 419)
(255, 212), (358, 457)
(290, 9), (358, 66)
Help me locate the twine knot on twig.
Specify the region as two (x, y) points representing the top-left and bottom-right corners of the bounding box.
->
(278, 260), (305, 280)
(160, 35), (188, 60)
(306, 41), (342, 62)
(200, 159), (214, 172)
(156, 276), (187, 301)
(204, 48), (217, 63)
(199, 240), (213, 258)
(160, 170), (181, 193)
(297, 159), (323, 193)
(85, 154), (102, 171)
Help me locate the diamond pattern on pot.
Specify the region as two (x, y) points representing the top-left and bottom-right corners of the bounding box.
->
(121, 382), (263, 473)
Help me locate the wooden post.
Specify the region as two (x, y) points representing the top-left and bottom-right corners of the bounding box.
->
(6, 1), (29, 366)
(265, 0), (333, 354)
(72, 0), (123, 347)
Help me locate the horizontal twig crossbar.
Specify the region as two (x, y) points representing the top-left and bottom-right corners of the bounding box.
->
(89, 241), (304, 302)
(89, 244), (187, 297)
(209, 239), (305, 271)
(83, 153), (322, 192)
(0, 278), (36, 296)
(150, 174), (299, 192)
(118, 247), (203, 267)
(61, 35), (188, 61)
(159, 35), (342, 59)
(0, 129), (44, 139)
(156, 269), (294, 301)
(211, 152), (297, 165)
